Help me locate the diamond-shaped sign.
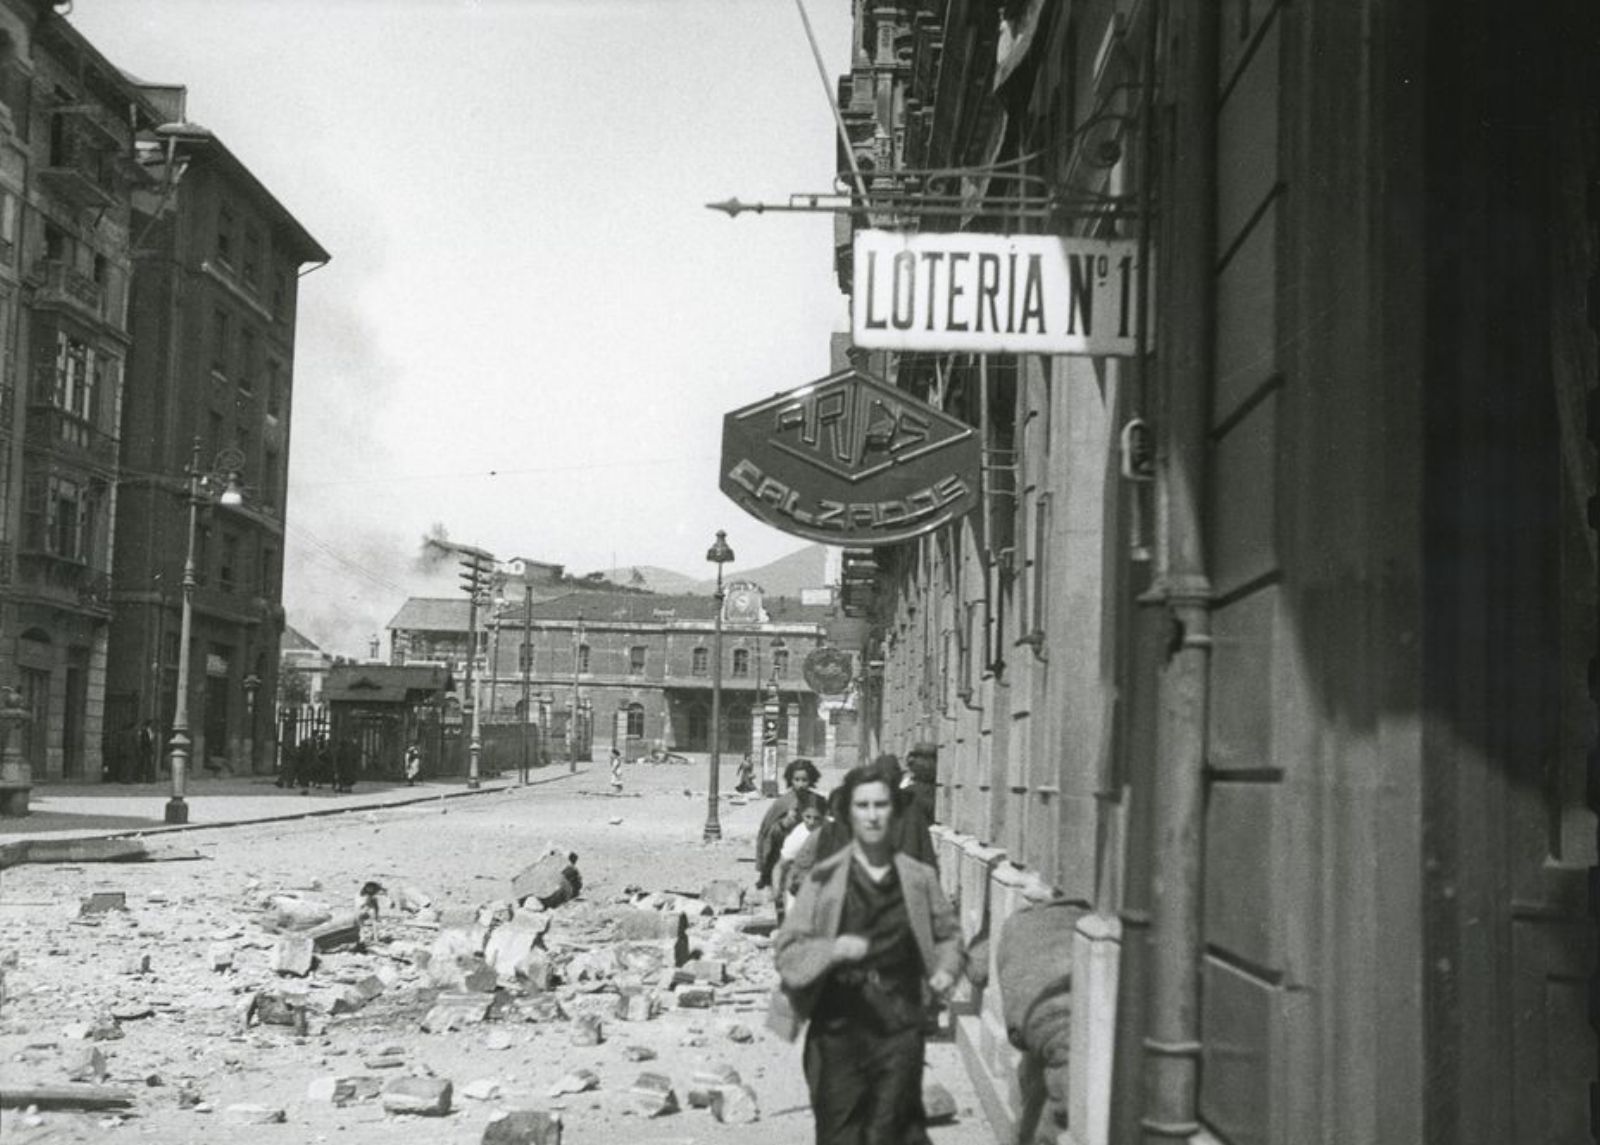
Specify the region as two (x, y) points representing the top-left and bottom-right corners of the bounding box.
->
(719, 368), (980, 546)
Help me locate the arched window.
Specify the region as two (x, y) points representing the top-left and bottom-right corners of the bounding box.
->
(626, 702), (645, 739)
(691, 647), (709, 676)
(732, 648), (750, 677)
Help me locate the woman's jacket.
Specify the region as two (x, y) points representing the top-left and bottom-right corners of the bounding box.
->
(770, 846), (965, 1035)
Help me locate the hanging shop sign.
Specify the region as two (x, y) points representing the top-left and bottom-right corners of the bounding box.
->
(851, 229), (1141, 356)
(802, 646), (855, 697)
(720, 367), (980, 547)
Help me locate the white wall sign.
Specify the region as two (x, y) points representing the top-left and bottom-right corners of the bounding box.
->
(851, 229), (1142, 357)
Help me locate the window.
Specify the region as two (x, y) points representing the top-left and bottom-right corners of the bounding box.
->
(773, 648), (790, 676)
(629, 646), (646, 675)
(626, 702), (645, 739)
(262, 449), (279, 508)
(732, 648), (749, 677)
(242, 229), (260, 288)
(43, 222), (66, 262)
(30, 475), (91, 561)
(216, 205), (234, 266)
(49, 332), (96, 422)
(219, 534), (238, 592)
(691, 647), (708, 676)
(208, 411), (224, 457)
(194, 524), (211, 586)
(577, 643), (590, 673)
(518, 642), (533, 672)
(258, 546), (276, 595)
(271, 270), (288, 320)
(0, 189), (16, 264)
(211, 309), (231, 375)
(237, 326), (256, 392)
(265, 359), (283, 418)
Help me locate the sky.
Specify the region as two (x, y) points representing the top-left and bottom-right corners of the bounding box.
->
(70, 0), (856, 656)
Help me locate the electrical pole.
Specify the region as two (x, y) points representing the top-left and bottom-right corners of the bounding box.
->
(520, 582), (532, 784)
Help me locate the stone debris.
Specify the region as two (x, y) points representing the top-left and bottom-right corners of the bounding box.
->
(381, 1075), (453, 1116)
(519, 995), (567, 1023)
(462, 1077), (503, 1100)
(80, 892), (127, 915)
(682, 958), (728, 984)
(119, 953), (151, 975)
(628, 1071), (679, 1117)
(546, 1067), (599, 1097)
(208, 943), (235, 972)
(709, 1082), (761, 1124)
(306, 1075), (382, 1105)
(726, 1022), (755, 1043)
(223, 1102), (287, 1124)
(421, 991), (496, 1032)
(0, 1083), (134, 1111)
(483, 1108), (564, 1145)
(623, 1044), (657, 1062)
(62, 1015), (123, 1041)
(568, 1014), (604, 1046)
(923, 1081), (959, 1124)
(272, 934), (315, 976)
(363, 1046), (408, 1070)
(700, 879), (745, 914)
(260, 895), (333, 932)
(616, 989), (659, 1022)
(676, 986), (715, 1009)
(306, 912), (362, 951)
(483, 1028), (515, 1050)
(62, 1043), (108, 1082)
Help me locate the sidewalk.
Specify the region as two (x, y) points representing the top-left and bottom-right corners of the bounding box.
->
(0, 765), (587, 845)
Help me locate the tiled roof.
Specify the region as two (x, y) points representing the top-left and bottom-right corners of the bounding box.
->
(516, 592), (831, 626)
(386, 598), (472, 633)
(281, 625), (322, 652)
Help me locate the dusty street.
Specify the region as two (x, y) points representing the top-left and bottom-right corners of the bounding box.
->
(0, 762), (989, 1144)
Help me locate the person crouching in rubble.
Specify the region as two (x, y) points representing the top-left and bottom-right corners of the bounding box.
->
(772, 764), (965, 1145)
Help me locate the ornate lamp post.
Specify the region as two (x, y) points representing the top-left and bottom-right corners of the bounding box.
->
(166, 439), (244, 824)
(703, 529), (734, 842)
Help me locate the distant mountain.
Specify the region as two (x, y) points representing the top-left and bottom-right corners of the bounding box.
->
(691, 543), (831, 599)
(589, 564), (706, 595)
(591, 544), (832, 600)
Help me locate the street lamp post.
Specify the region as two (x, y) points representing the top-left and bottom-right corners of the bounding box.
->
(166, 438), (243, 824)
(568, 612), (584, 772)
(704, 530), (734, 842)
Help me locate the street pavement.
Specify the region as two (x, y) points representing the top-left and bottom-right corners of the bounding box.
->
(0, 758), (993, 1144)
(0, 767), (577, 844)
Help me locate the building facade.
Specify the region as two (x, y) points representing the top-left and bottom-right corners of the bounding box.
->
(0, 2), (158, 784)
(389, 589), (834, 761)
(104, 86), (326, 777)
(833, 3), (1595, 1144)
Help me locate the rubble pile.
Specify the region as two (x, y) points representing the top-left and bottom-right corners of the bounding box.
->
(0, 845), (823, 1141)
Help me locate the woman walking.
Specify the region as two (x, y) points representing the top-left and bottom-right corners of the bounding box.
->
(772, 763), (965, 1144)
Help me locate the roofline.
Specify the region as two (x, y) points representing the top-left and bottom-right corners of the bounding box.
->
(169, 131), (329, 264)
(39, 10), (167, 129)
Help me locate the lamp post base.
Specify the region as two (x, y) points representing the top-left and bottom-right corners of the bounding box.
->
(164, 797), (189, 825)
(702, 817), (722, 843)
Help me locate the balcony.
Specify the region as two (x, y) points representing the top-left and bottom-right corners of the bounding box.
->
(24, 405), (118, 472)
(15, 550), (112, 614)
(29, 259), (106, 323)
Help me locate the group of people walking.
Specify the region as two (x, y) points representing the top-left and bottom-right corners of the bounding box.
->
(759, 747), (961, 1145)
(274, 733), (363, 793)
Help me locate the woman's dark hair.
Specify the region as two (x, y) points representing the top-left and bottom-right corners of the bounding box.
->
(836, 763), (898, 821)
(784, 758), (821, 786)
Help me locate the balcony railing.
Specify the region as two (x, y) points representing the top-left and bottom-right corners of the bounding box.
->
(29, 258), (106, 321)
(24, 404), (118, 469)
(15, 550), (111, 609)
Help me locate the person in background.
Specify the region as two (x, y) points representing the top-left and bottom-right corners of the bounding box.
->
(404, 743), (422, 786)
(903, 743), (938, 824)
(789, 755), (938, 890)
(772, 764), (965, 1144)
(610, 745), (624, 792)
(138, 720), (159, 783)
(756, 758), (823, 891)
(775, 799), (826, 922)
(734, 752), (757, 794)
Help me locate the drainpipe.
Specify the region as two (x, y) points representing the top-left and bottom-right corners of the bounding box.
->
(1140, 2), (1217, 1143)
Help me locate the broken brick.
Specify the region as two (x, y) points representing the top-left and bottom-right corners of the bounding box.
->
(381, 1076), (453, 1116)
(482, 1109), (564, 1145)
(628, 1072), (679, 1117)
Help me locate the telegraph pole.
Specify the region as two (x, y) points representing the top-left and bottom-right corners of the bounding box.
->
(520, 582), (532, 784)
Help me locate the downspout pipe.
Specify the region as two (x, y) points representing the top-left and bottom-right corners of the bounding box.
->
(1140, 2), (1217, 1142)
